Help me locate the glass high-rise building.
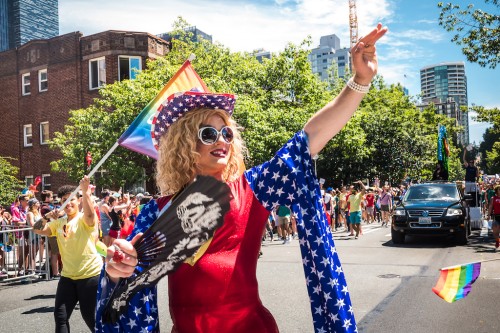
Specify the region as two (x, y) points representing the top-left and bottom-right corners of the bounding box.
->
(420, 62), (469, 144)
(0, 0), (9, 51)
(0, 0), (59, 52)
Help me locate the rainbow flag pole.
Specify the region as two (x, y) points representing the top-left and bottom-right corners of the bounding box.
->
(432, 258), (500, 303)
(57, 55), (207, 211)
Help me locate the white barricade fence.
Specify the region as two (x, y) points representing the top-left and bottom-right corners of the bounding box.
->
(0, 226), (50, 282)
(464, 182), (484, 230)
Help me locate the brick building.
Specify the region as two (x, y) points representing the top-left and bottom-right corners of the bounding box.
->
(0, 30), (169, 192)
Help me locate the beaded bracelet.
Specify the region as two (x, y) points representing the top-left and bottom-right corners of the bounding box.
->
(346, 78), (371, 94)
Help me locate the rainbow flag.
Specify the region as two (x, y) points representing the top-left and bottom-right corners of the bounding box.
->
(133, 204), (144, 218)
(118, 60), (209, 159)
(432, 262), (481, 303)
(437, 125), (449, 172)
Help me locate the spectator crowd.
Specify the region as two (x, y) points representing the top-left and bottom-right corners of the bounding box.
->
(0, 186), (154, 279)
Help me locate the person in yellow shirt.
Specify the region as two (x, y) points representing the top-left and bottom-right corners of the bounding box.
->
(34, 176), (102, 332)
(348, 181), (366, 239)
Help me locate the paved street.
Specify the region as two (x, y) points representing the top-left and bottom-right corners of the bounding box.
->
(0, 221), (498, 333)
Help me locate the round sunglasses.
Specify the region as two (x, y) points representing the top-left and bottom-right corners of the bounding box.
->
(198, 126), (234, 145)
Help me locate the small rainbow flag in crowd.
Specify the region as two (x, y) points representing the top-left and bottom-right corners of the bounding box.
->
(133, 204), (144, 218)
(432, 262), (481, 303)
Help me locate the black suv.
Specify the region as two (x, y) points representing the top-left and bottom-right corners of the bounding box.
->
(391, 182), (471, 245)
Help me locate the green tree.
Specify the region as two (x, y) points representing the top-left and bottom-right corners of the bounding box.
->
(0, 157), (24, 207)
(438, 1), (500, 68)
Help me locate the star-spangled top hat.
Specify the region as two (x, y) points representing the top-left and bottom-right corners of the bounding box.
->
(151, 90), (236, 150)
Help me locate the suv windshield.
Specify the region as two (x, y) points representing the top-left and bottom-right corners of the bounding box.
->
(403, 184), (459, 202)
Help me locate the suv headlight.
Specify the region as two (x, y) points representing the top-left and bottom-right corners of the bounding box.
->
(394, 209), (406, 216)
(446, 208), (463, 216)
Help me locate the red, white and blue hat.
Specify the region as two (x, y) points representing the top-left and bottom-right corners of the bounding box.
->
(151, 91), (236, 150)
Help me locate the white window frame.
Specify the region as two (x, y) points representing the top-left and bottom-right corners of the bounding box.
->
(118, 56), (142, 81)
(89, 57), (106, 90)
(22, 73), (31, 96)
(39, 69), (48, 92)
(25, 175), (33, 187)
(42, 174), (51, 191)
(23, 124), (33, 147)
(40, 121), (49, 145)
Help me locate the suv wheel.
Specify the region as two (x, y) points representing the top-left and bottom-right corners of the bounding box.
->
(391, 226), (405, 244)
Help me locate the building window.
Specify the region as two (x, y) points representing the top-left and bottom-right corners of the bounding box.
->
(118, 56), (142, 81)
(25, 176), (34, 187)
(42, 174), (51, 190)
(39, 69), (48, 92)
(89, 57), (106, 90)
(40, 122), (49, 144)
(23, 124), (33, 147)
(22, 73), (30, 95)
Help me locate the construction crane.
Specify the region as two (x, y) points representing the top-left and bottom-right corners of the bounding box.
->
(348, 0), (358, 49)
(348, 0), (358, 73)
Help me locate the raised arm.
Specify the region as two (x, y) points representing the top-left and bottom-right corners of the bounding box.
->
(304, 23), (387, 156)
(80, 176), (97, 227)
(358, 180), (366, 195)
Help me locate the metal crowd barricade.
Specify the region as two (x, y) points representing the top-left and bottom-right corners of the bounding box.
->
(0, 225), (50, 282)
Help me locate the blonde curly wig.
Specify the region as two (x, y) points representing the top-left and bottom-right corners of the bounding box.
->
(155, 108), (245, 195)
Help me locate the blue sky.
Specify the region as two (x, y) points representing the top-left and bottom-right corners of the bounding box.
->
(59, 0), (499, 143)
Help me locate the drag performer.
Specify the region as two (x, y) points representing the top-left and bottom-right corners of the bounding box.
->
(95, 24), (387, 332)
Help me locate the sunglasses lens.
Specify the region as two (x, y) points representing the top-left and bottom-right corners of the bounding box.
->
(199, 126), (234, 145)
(221, 127), (234, 143)
(200, 127), (219, 144)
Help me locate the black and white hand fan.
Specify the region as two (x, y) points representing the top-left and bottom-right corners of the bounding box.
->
(102, 175), (231, 323)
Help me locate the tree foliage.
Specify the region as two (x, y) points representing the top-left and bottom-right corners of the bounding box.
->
(50, 17), (465, 191)
(438, 1), (500, 68)
(0, 157), (24, 207)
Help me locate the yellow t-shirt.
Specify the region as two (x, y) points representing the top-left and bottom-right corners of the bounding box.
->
(48, 213), (103, 279)
(348, 193), (363, 212)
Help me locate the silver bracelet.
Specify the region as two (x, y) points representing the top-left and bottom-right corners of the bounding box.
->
(346, 78), (371, 94)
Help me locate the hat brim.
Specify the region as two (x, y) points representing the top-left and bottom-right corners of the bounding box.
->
(151, 91), (236, 150)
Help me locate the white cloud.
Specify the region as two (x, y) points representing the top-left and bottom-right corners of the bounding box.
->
(378, 62), (419, 93)
(416, 19), (436, 25)
(391, 29), (445, 43)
